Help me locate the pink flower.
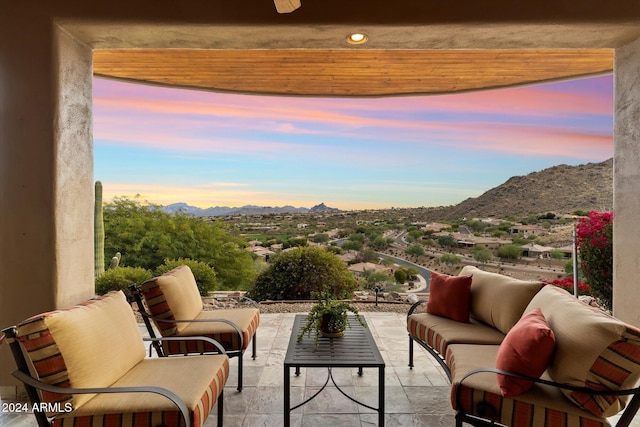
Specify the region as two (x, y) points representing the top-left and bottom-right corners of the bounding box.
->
(574, 211), (613, 309)
(542, 277), (590, 295)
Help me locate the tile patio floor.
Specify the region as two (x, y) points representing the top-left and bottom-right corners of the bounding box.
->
(2, 311), (639, 426)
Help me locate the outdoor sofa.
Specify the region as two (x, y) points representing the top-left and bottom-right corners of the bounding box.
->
(2, 290), (229, 427)
(407, 265), (640, 427)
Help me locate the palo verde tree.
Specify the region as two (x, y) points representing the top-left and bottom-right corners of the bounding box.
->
(497, 244), (523, 259)
(405, 243), (425, 260)
(437, 234), (457, 249)
(103, 197), (257, 290)
(472, 247), (493, 263)
(440, 253), (461, 265)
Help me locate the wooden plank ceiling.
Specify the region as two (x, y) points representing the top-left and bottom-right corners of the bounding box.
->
(93, 48), (613, 96)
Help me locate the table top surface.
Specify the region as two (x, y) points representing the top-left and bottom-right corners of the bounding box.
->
(284, 314), (385, 368)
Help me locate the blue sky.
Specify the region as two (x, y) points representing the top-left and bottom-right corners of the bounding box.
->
(93, 74), (613, 210)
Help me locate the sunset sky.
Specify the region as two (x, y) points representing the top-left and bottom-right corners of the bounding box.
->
(93, 74), (613, 210)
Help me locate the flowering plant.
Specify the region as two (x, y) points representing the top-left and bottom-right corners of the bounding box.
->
(542, 277), (590, 295)
(576, 211), (613, 309)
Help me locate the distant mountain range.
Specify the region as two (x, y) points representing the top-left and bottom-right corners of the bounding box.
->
(162, 202), (340, 217)
(161, 159), (613, 219)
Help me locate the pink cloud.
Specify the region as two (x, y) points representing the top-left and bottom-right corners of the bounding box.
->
(440, 123), (612, 158)
(93, 77), (612, 161)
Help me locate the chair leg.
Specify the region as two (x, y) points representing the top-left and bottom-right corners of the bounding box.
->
(409, 336), (414, 369)
(217, 389), (224, 426)
(237, 352), (243, 392)
(252, 333), (257, 359)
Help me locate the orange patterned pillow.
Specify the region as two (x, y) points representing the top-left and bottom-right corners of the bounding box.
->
(496, 308), (555, 397)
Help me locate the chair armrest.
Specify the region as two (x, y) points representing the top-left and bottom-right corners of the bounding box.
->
(144, 336), (227, 354)
(407, 299), (428, 317)
(141, 313), (245, 350)
(11, 370), (191, 427)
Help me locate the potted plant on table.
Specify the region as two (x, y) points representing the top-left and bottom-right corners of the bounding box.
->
(297, 293), (366, 347)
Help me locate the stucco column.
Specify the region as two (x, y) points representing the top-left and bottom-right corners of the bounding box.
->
(613, 36), (640, 327)
(0, 10), (95, 392)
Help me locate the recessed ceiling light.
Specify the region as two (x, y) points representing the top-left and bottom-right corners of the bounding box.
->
(347, 33), (368, 45)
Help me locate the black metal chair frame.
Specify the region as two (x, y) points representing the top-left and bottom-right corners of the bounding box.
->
(2, 326), (227, 427)
(130, 284), (257, 392)
(407, 299), (453, 381)
(406, 299), (640, 427)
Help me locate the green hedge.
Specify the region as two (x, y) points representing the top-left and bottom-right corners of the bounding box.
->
(95, 266), (153, 299)
(155, 258), (217, 296)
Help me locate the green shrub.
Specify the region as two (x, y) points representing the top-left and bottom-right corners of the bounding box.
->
(95, 266), (153, 299)
(156, 258), (218, 296)
(247, 246), (357, 301)
(394, 268), (407, 284)
(439, 253), (461, 265)
(497, 244), (522, 259)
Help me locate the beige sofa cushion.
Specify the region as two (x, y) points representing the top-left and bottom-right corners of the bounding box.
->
(55, 355), (229, 427)
(16, 291), (146, 410)
(141, 265), (204, 335)
(460, 266), (543, 335)
(407, 312), (504, 356)
(525, 285), (640, 417)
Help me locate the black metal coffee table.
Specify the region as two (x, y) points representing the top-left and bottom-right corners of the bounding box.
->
(284, 314), (385, 426)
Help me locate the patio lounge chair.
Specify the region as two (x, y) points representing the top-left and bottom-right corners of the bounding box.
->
(130, 265), (260, 391)
(2, 290), (229, 427)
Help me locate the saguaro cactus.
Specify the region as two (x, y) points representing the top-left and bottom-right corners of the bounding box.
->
(94, 181), (105, 277)
(109, 251), (121, 269)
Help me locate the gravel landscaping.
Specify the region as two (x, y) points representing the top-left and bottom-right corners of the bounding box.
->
(256, 300), (416, 314)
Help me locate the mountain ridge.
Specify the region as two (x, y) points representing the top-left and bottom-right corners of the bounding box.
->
(432, 158), (613, 220)
(160, 158), (613, 219)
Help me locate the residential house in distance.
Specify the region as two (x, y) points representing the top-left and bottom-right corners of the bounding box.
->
(469, 236), (513, 250)
(245, 240), (276, 259)
(421, 222), (450, 233)
(348, 262), (394, 277)
(521, 243), (555, 258)
(479, 217), (508, 226)
(433, 231), (512, 249)
(510, 224), (547, 237)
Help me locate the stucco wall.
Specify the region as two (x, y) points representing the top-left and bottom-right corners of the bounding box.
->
(53, 26), (95, 308)
(0, 10), (95, 391)
(613, 36), (640, 326)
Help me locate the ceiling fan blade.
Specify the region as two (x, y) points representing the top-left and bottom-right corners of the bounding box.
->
(273, 0), (301, 13)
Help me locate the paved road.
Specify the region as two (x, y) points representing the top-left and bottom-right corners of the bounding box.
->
(332, 237), (431, 292)
(377, 253), (431, 293)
